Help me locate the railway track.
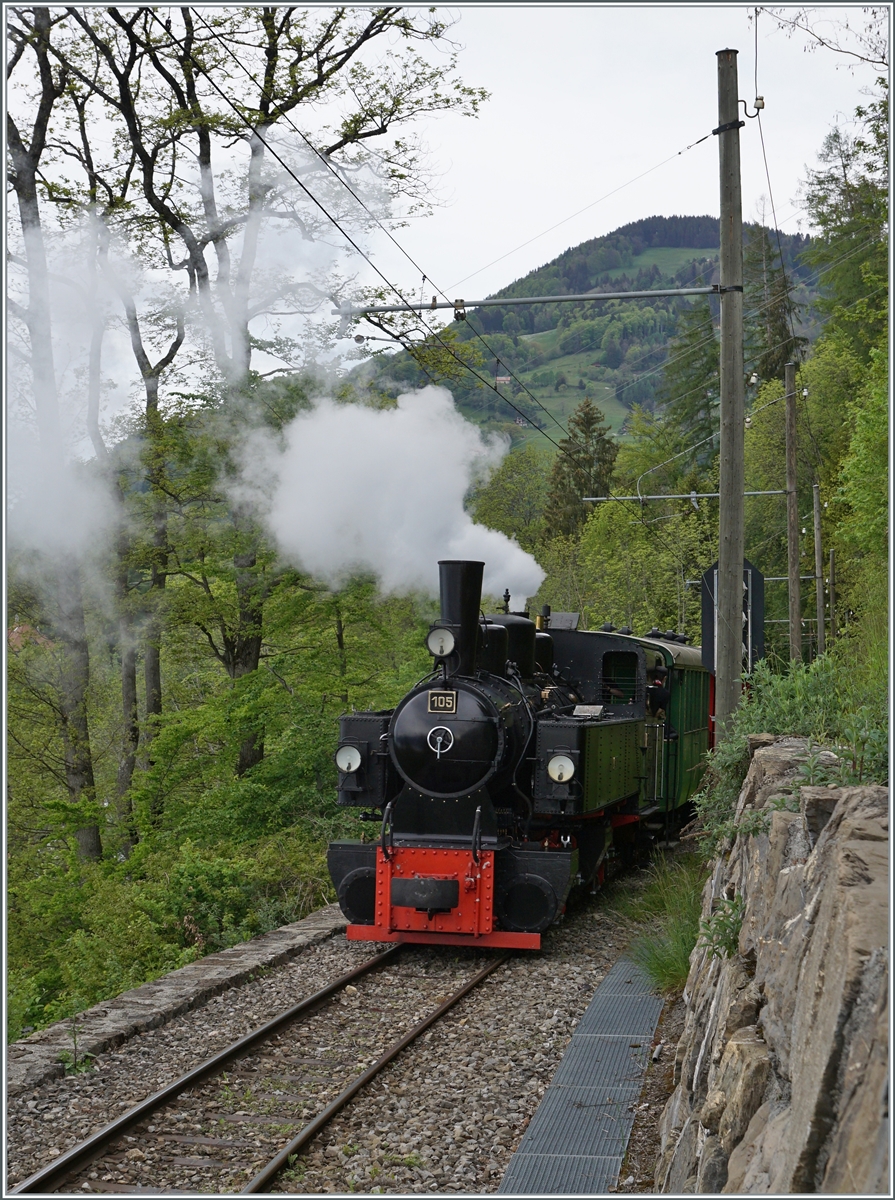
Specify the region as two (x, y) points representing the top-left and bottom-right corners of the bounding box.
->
(13, 945), (509, 1195)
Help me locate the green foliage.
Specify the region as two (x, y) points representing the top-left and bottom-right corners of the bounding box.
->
(469, 443), (551, 553)
(836, 344), (888, 562)
(7, 970), (41, 1045)
(543, 398), (618, 537)
(800, 82), (888, 360)
(351, 217), (815, 441)
(744, 223), (807, 379)
(606, 853), (707, 994)
(699, 894), (745, 960)
(7, 568), (429, 1037)
(654, 298), (719, 454)
(694, 646), (888, 852)
(7, 827), (337, 1037)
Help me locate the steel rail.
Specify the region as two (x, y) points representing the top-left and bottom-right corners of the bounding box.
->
(241, 951), (512, 1193)
(11, 944), (404, 1195)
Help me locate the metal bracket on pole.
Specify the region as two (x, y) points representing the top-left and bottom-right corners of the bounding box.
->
(712, 119), (746, 135)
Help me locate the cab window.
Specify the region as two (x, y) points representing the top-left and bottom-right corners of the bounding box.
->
(601, 651), (641, 703)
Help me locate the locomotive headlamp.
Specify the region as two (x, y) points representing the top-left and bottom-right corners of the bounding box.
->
(335, 744), (362, 774)
(547, 754), (575, 783)
(426, 627), (456, 657)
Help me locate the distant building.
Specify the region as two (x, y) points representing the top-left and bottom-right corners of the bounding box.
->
(7, 623), (53, 650)
(495, 375), (511, 384)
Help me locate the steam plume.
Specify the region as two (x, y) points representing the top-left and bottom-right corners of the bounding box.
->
(252, 386), (544, 607)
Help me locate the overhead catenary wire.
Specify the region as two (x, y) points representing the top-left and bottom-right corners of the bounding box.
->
(185, 7), (575, 442)
(184, 6), (790, 464)
(609, 233), (879, 404)
(142, 9), (571, 450)
(622, 278), (889, 502)
(176, 8), (715, 572)
(157, 5), (870, 497)
(174, 4), (875, 479)
(175, 4), (736, 560)
(136, 11), (796, 614)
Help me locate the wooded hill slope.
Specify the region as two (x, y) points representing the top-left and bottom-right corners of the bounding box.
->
(353, 214), (818, 443)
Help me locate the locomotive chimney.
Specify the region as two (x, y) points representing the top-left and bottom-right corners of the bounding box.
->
(438, 560), (484, 676)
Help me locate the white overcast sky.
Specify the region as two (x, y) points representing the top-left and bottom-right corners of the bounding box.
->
(361, 4), (882, 304)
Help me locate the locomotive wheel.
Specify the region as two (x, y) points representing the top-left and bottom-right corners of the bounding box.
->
(497, 873), (558, 933)
(338, 867), (377, 925)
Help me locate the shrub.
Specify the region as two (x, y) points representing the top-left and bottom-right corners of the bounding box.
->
(699, 894), (745, 960)
(606, 853), (707, 994)
(694, 649), (888, 852)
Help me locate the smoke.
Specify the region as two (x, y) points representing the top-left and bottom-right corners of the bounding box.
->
(245, 386), (545, 608)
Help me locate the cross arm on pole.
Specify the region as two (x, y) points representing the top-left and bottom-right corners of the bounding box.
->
(582, 490), (787, 502)
(332, 284), (739, 331)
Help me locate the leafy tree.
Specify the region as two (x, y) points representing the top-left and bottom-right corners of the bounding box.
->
(543, 398), (618, 537)
(470, 444), (551, 553)
(8, 4), (489, 805)
(836, 344), (888, 563)
(7, 7), (102, 860)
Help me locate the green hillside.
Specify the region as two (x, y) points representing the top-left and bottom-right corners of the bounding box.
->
(596, 244), (718, 282)
(352, 215), (817, 447)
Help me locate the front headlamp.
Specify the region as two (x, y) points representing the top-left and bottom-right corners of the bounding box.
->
(426, 627), (456, 657)
(547, 754), (575, 783)
(335, 745), (362, 773)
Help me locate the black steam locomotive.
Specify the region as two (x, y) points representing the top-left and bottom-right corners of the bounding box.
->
(327, 560), (710, 949)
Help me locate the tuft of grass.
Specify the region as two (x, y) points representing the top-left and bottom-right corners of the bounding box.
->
(605, 852), (707, 994)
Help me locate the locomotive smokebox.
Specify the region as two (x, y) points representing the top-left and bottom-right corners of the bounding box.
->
(438, 560), (484, 676)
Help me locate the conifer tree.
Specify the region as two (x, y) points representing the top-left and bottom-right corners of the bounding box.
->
(744, 224), (806, 382)
(654, 299), (719, 457)
(801, 87), (888, 359)
(544, 398), (618, 537)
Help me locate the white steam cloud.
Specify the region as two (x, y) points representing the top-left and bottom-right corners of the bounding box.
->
(250, 386), (544, 608)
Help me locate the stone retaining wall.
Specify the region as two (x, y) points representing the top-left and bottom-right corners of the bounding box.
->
(7, 904), (347, 1097)
(656, 737), (889, 1194)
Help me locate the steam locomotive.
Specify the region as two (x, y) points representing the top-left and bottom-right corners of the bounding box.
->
(327, 560), (710, 950)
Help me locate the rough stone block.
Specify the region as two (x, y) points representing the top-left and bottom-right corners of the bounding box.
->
(722, 1102), (771, 1192)
(696, 1134), (728, 1193)
(664, 1115), (700, 1194)
(658, 766), (888, 1196)
(819, 947), (889, 1193)
(746, 734), (777, 758)
(715, 1028), (771, 1155)
(800, 785), (842, 846)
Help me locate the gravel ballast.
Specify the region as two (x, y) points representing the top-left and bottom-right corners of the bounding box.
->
(8, 898), (661, 1194)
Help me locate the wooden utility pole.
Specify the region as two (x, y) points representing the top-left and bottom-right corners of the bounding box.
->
(784, 362), (802, 661)
(715, 48), (746, 726)
(813, 482), (826, 654)
(829, 548), (836, 641)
